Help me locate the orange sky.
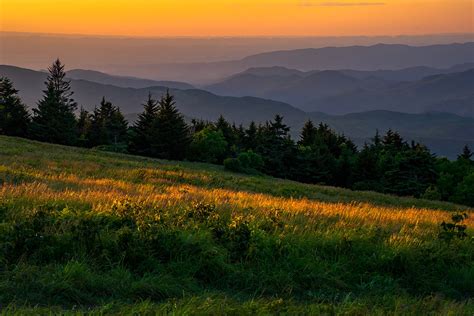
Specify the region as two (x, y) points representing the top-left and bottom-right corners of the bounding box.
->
(1, 0), (472, 37)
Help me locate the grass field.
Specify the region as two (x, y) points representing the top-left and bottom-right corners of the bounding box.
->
(0, 135), (473, 315)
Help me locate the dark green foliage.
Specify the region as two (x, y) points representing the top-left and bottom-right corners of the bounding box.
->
(243, 121), (258, 150)
(298, 120), (317, 147)
(128, 93), (159, 156)
(294, 145), (336, 184)
(190, 118), (212, 134)
(458, 145), (472, 161)
(255, 115), (296, 178)
(0, 77), (30, 137)
(189, 127), (228, 163)
(237, 150), (264, 172)
(224, 151), (263, 174)
(152, 91), (190, 160)
(451, 173), (474, 206)
(439, 212), (469, 242)
(380, 141), (437, 197)
(87, 97), (128, 149)
(76, 107), (91, 147)
(223, 157), (242, 173)
(129, 91), (190, 160)
(30, 59), (78, 145)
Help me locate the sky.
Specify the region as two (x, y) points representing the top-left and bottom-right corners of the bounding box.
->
(1, 0), (473, 37)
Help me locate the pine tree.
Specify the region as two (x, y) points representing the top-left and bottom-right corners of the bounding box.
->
(256, 115), (295, 178)
(382, 129), (406, 150)
(244, 121), (258, 150)
(31, 59), (77, 145)
(0, 77), (30, 137)
(152, 90), (190, 160)
(190, 118), (210, 134)
(129, 93), (159, 156)
(458, 145), (473, 161)
(215, 115), (237, 156)
(76, 107), (91, 147)
(88, 97), (128, 148)
(298, 120), (317, 147)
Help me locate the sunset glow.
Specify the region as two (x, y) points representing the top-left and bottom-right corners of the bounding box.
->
(1, 0), (472, 37)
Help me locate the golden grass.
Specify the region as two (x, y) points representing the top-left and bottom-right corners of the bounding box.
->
(2, 160), (472, 242)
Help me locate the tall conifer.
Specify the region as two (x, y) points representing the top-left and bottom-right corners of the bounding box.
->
(0, 77), (30, 137)
(31, 59), (77, 145)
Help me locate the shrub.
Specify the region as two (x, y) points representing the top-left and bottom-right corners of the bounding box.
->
(189, 127), (227, 163)
(224, 151), (264, 174)
(224, 157), (242, 172)
(439, 212), (469, 242)
(238, 150), (264, 172)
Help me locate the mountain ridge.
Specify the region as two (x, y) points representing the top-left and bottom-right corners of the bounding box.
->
(1, 64), (473, 158)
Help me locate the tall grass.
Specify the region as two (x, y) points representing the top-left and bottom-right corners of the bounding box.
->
(0, 136), (473, 314)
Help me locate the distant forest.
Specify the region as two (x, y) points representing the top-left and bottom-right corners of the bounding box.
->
(1, 59), (473, 207)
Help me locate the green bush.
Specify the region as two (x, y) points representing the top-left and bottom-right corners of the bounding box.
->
(224, 151), (264, 174)
(189, 127), (227, 163)
(238, 150), (264, 172)
(224, 157), (242, 172)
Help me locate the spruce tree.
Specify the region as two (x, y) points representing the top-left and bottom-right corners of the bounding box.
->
(152, 90), (190, 160)
(298, 120), (317, 147)
(244, 121), (258, 150)
(0, 77), (30, 137)
(129, 93), (159, 156)
(31, 59), (77, 145)
(88, 97), (128, 148)
(458, 145), (473, 161)
(215, 115), (235, 145)
(76, 107), (91, 147)
(256, 115), (295, 178)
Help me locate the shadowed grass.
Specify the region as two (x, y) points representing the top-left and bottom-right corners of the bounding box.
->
(0, 136), (473, 314)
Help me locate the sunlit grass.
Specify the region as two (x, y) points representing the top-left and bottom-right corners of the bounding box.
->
(0, 135), (473, 314)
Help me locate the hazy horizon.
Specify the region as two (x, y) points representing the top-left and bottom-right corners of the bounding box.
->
(2, 31), (473, 83)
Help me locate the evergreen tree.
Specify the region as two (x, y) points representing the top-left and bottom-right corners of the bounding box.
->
(215, 115), (234, 143)
(298, 120), (317, 147)
(30, 59), (77, 145)
(129, 93), (159, 156)
(334, 143), (356, 187)
(353, 143), (381, 191)
(0, 77), (30, 137)
(256, 115), (295, 177)
(458, 145), (473, 161)
(383, 129), (407, 150)
(316, 123), (342, 157)
(380, 140), (437, 197)
(215, 115), (237, 157)
(234, 124), (246, 151)
(76, 107), (91, 147)
(294, 142), (336, 184)
(88, 97), (128, 148)
(243, 121), (258, 150)
(190, 118), (211, 134)
(152, 90), (190, 160)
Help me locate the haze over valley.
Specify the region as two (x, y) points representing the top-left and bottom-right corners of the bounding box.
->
(2, 40), (473, 158)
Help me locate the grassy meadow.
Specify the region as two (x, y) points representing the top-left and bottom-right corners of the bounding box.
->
(0, 135), (473, 315)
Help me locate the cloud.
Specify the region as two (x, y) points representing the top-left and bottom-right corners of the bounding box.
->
(300, 1), (386, 7)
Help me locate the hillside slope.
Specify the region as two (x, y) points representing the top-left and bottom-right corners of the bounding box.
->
(0, 136), (473, 313)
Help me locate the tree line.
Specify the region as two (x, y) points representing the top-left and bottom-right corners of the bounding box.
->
(1, 59), (473, 206)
